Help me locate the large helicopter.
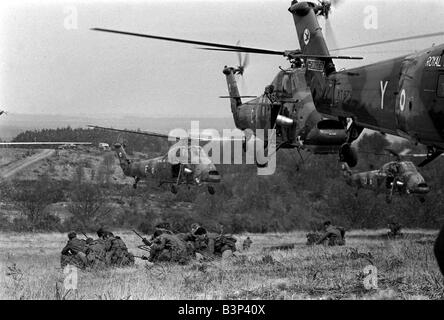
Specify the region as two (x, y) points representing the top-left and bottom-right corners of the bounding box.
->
(90, 0), (444, 168)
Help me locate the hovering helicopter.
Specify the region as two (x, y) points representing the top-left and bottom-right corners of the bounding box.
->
(222, 54), (347, 165)
(89, 125), (221, 194)
(91, 15), (353, 167)
(287, 0), (444, 169)
(90, 0), (444, 168)
(0, 110), (6, 116)
(341, 149), (430, 204)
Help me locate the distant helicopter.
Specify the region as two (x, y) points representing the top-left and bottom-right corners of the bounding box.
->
(0, 110), (6, 116)
(90, 0), (444, 169)
(340, 149), (430, 203)
(89, 125), (221, 194)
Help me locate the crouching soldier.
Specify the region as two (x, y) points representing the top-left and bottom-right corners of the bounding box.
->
(85, 229), (108, 270)
(149, 231), (190, 265)
(387, 221), (403, 238)
(193, 226), (215, 260)
(60, 232), (88, 269)
(103, 231), (135, 267)
(243, 237), (252, 251)
(316, 221), (346, 246)
(213, 233), (237, 256)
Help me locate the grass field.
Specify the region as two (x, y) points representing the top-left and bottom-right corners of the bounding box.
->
(0, 230), (442, 300)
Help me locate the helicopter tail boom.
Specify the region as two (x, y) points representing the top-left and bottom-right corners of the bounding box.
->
(223, 66), (243, 128)
(289, 1), (335, 75)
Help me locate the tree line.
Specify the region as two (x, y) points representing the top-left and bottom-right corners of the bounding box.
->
(1, 127), (443, 233)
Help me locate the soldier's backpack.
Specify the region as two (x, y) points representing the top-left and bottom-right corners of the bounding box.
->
(150, 234), (190, 264)
(214, 234), (237, 255)
(106, 236), (135, 267)
(85, 239), (107, 269)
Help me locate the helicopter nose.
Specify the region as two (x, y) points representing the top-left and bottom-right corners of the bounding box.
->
(411, 183), (430, 194)
(207, 170), (221, 183)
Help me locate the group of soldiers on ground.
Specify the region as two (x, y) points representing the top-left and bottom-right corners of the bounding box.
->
(61, 222), (243, 269)
(137, 222), (239, 264)
(61, 217), (406, 270)
(305, 219), (404, 246)
(60, 228), (135, 270)
(306, 221), (346, 246)
(59, 220), (444, 278)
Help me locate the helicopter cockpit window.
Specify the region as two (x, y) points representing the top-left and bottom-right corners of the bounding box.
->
(437, 75), (444, 97)
(400, 161), (417, 173)
(189, 145), (211, 164)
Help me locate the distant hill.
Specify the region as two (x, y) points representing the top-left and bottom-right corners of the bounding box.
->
(0, 113), (235, 140)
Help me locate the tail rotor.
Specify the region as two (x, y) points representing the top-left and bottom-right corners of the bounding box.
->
(235, 40), (250, 76)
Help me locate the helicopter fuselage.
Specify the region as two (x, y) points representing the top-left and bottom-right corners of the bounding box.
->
(226, 66), (347, 154)
(310, 45), (444, 150)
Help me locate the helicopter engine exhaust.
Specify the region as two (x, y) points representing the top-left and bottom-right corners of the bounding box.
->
(275, 115), (294, 127)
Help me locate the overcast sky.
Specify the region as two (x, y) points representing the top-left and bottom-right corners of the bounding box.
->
(1, 0), (444, 118)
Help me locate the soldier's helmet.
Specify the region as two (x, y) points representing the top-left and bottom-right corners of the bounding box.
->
(152, 229), (163, 239)
(97, 227), (110, 238)
(193, 226), (207, 236)
(191, 223), (200, 233)
(68, 231), (77, 240)
(104, 231), (114, 238)
(97, 228), (105, 237)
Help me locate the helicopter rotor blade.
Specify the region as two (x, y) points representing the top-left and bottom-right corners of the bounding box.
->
(243, 52), (250, 70)
(236, 40), (242, 66)
(92, 28), (362, 59)
(91, 28), (285, 55)
(330, 31), (444, 52)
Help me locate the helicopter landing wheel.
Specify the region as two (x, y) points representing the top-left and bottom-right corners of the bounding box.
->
(171, 185), (178, 194)
(208, 185), (215, 195)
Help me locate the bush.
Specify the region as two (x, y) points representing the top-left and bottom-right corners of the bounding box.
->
(7, 176), (65, 231)
(64, 182), (111, 231)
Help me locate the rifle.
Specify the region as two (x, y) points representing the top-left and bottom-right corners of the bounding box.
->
(132, 229), (144, 239)
(132, 229), (152, 247)
(81, 231), (88, 238)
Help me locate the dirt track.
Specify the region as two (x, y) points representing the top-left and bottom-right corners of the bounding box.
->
(0, 149), (54, 179)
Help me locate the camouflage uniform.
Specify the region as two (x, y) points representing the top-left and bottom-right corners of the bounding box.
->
(176, 232), (199, 256)
(60, 237), (88, 269)
(317, 225), (346, 246)
(306, 232), (322, 245)
(104, 235), (135, 267)
(149, 233), (190, 264)
(388, 222), (402, 238)
(213, 234), (237, 255)
(243, 237), (252, 251)
(85, 239), (107, 269)
(193, 233), (215, 258)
